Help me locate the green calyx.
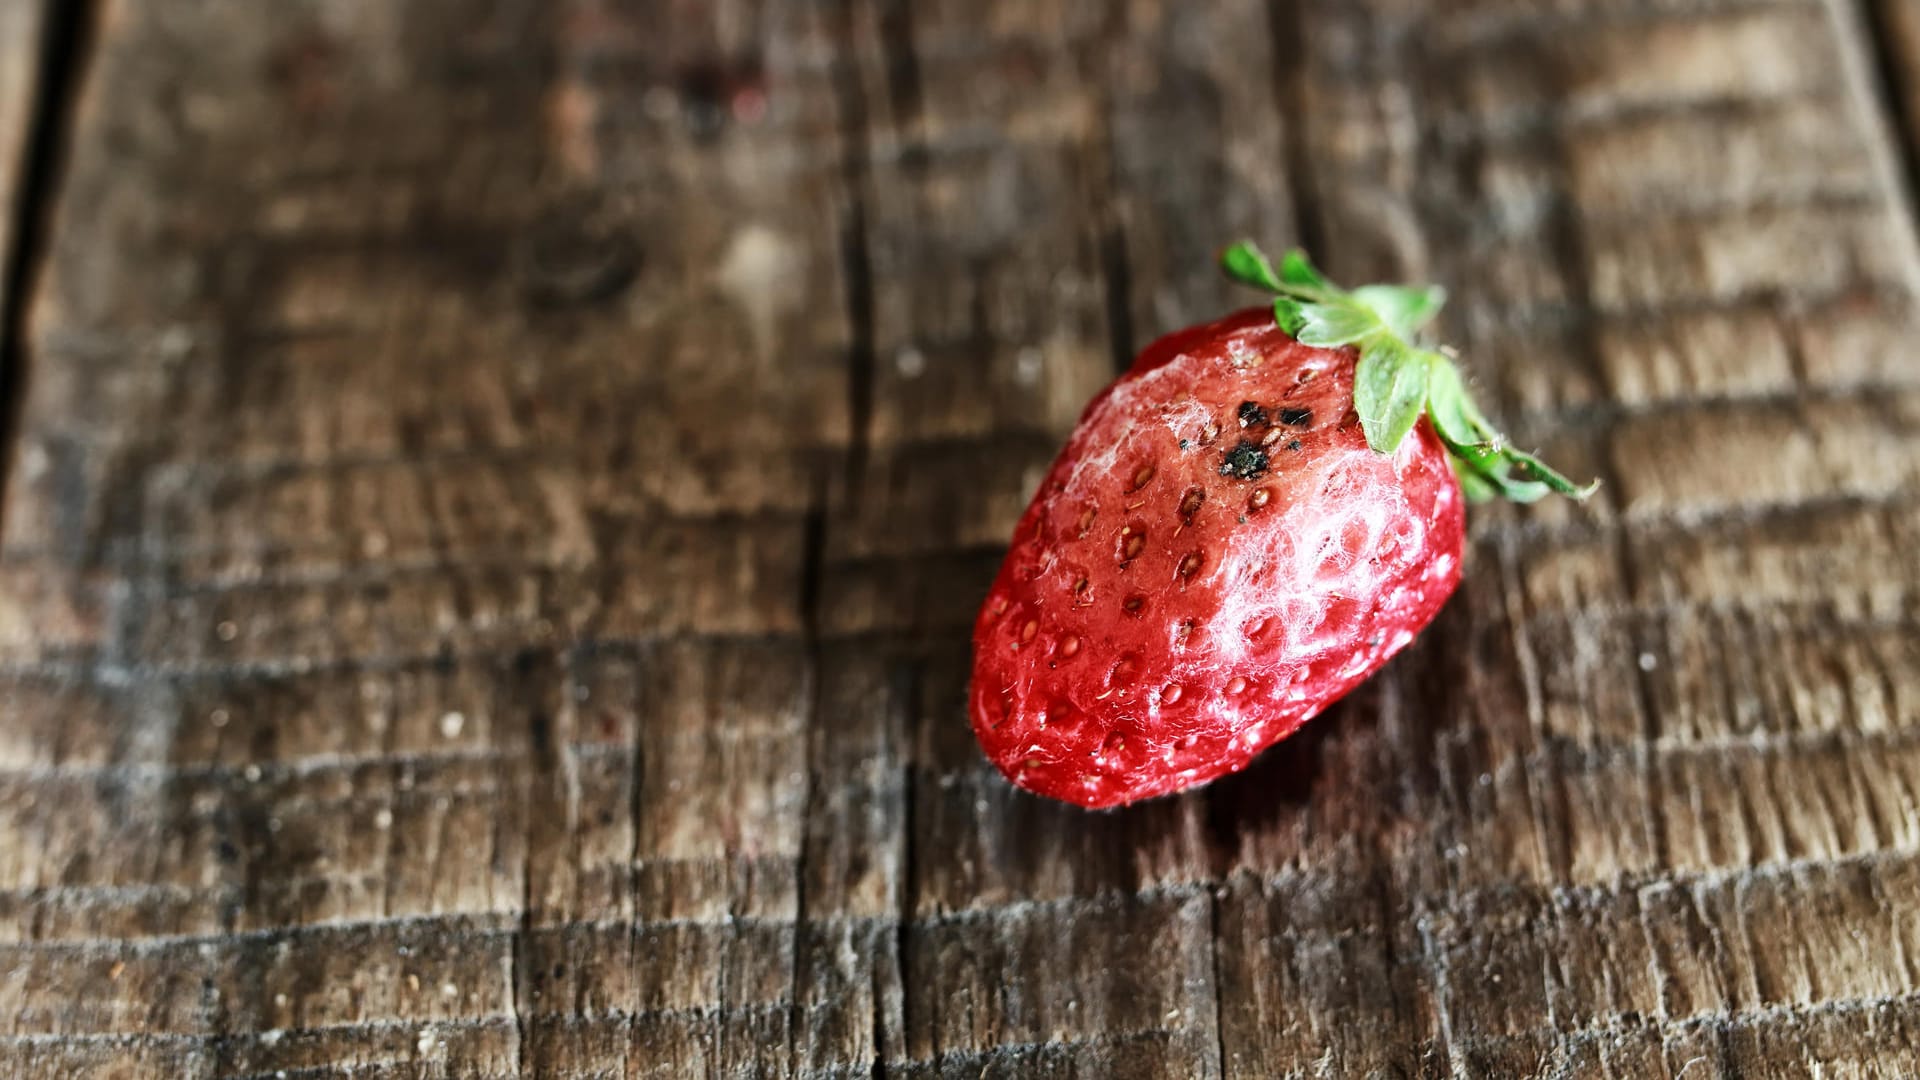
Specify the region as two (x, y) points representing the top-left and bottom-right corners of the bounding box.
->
(1220, 240), (1597, 504)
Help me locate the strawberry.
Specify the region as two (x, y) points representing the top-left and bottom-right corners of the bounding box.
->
(970, 243), (1593, 808)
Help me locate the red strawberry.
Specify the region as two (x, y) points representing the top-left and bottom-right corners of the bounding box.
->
(970, 244), (1592, 808)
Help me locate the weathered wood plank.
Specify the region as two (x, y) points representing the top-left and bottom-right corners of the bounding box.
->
(4, 0), (1920, 1077)
(0, 0), (862, 1076)
(1205, 0), (1920, 1075)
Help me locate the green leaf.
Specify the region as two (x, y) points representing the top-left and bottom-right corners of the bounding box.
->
(1506, 449), (1601, 500)
(1220, 242), (1286, 294)
(1353, 284), (1446, 339)
(1451, 443), (1550, 503)
(1427, 357), (1593, 501)
(1272, 297), (1307, 337)
(1453, 458), (1500, 502)
(1476, 466), (1553, 503)
(1215, 239), (1598, 504)
(1424, 358), (1497, 451)
(1293, 301), (1380, 347)
(1354, 338), (1430, 454)
(1279, 248), (1332, 292)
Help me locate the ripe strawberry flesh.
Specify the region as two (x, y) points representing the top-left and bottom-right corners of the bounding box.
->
(970, 308), (1466, 808)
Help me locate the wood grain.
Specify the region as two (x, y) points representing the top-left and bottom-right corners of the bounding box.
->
(0, 0), (1918, 1076)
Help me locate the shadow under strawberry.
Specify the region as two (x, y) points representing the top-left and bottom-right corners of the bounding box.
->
(1195, 583), (1479, 878)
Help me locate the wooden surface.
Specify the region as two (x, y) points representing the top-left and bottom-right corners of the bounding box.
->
(0, 0), (1918, 1076)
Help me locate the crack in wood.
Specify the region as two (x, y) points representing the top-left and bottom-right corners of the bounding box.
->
(833, 0), (879, 500)
(0, 0), (94, 540)
(1842, 0), (1920, 290)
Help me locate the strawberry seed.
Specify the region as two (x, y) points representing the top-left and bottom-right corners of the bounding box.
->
(1177, 551), (1204, 583)
(1178, 486), (1205, 525)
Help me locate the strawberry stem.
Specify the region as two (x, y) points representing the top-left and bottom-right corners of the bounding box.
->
(1220, 240), (1598, 503)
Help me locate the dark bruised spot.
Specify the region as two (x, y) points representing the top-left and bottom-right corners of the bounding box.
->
(1237, 401), (1269, 428)
(1179, 438), (1190, 451)
(1286, 439), (1302, 452)
(1218, 439), (1270, 481)
(1279, 406), (1312, 427)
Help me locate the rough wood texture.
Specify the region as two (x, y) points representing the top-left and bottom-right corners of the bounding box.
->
(0, 0), (1917, 1076)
